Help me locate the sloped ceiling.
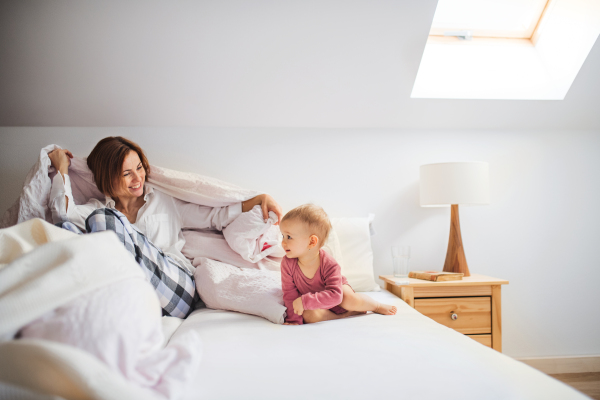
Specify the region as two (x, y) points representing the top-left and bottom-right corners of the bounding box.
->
(1, 0), (599, 129)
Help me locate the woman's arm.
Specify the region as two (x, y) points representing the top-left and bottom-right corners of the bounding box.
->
(48, 149), (73, 209)
(48, 148), (102, 229)
(175, 193), (283, 231)
(175, 198), (242, 231)
(242, 194), (282, 225)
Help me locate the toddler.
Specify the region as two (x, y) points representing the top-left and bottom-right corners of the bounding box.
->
(280, 204), (397, 325)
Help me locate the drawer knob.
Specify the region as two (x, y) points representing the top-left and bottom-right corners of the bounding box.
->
(450, 312), (458, 320)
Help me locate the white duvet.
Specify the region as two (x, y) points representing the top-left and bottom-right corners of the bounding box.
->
(0, 219), (202, 400)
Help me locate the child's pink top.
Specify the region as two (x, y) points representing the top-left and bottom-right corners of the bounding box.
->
(281, 249), (349, 325)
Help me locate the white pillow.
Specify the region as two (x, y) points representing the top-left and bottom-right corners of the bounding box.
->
(193, 257), (286, 324)
(322, 228), (344, 267)
(330, 215), (380, 292)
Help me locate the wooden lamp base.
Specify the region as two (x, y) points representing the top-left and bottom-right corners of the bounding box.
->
(443, 204), (471, 277)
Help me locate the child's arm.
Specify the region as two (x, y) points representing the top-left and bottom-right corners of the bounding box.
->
(300, 257), (343, 311)
(281, 258), (304, 325)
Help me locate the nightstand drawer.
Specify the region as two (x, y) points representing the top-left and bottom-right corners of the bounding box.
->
(467, 334), (492, 347)
(414, 297), (491, 334)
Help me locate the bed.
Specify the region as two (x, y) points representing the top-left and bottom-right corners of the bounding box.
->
(0, 151), (590, 400)
(172, 214), (586, 400)
(0, 217), (590, 400)
(174, 290), (585, 400)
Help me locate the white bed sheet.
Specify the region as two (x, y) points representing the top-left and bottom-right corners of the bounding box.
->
(173, 290), (587, 400)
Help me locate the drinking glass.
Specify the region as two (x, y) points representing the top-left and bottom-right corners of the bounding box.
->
(391, 245), (411, 285)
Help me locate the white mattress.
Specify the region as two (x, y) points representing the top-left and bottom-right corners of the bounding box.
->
(173, 290), (587, 400)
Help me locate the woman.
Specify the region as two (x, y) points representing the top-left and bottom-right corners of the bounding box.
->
(49, 136), (282, 318)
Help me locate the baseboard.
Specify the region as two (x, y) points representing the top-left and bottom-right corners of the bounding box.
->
(516, 355), (600, 374)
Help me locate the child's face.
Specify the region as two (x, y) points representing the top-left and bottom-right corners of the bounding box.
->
(280, 219), (314, 259)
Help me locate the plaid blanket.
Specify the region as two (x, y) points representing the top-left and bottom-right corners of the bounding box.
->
(59, 208), (197, 318)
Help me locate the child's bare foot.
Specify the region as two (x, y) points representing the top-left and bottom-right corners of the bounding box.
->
(374, 303), (397, 315)
(340, 310), (367, 318)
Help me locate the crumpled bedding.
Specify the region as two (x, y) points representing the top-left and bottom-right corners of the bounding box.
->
(0, 144), (289, 398)
(182, 229), (282, 271)
(193, 257), (286, 324)
(223, 204), (286, 264)
(0, 219), (202, 400)
(0, 142), (286, 287)
(0, 144), (260, 229)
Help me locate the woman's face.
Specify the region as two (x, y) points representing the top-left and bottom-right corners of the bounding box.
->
(113, 151), (146, 200)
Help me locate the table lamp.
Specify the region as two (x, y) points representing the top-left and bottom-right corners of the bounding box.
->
(419, 162), (490, 277)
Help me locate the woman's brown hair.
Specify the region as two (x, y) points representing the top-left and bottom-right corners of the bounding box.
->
(87, 136), (151, 198)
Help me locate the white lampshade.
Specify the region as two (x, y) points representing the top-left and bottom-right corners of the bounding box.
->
(420, 162), (490, 207)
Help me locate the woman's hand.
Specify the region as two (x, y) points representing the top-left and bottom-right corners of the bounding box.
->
(242, 194), (283, 225)
(48, 148), (73, 176)
(292, 297), (304, 316)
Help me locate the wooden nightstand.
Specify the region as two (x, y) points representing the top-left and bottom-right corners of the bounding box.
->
(379, 274), (509, 352)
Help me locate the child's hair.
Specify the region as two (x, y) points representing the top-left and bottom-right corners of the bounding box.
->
(281, 204), (332, 247)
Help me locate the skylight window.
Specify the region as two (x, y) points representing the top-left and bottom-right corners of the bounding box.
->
(429, 0), (549, 39)
(411, 0), (600, 100)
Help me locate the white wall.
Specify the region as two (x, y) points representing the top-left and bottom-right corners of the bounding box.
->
(1, 128), (599, 358)
(1, 0), (599, 361)
(1, 0), (600, 129)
